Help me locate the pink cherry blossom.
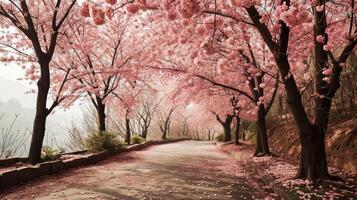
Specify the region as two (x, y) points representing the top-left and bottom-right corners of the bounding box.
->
(127, 4), (141, 14)
(92, 7), (106, 25)
(322, 68), (333, 76)
(323, 43), (334, 51)
(80, 3), (90, 17)
(105, 0), (117, 5)
(316, 35), (325, 43)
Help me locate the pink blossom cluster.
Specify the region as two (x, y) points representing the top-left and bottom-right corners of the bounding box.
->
(178, 0), (200, 18)
(105, 0), (117, 5)
(322, 68), (333, 83)
(273, 2), (311, 27)
(92, 7), (106, 25)
(80, 2), (116, 25)
(229, 0), (260, 8)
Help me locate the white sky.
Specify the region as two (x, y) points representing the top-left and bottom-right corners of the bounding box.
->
(0, 63), (27, 85)
(0, 61), (83, 122)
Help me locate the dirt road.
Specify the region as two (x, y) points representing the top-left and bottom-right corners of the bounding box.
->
(1, 141), (268, 200)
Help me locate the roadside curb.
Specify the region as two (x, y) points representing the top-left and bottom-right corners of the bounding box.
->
(0, 138), (190, 190)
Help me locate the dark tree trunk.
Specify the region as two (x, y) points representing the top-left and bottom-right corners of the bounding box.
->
(275, 56), (330, 178)
(278, 56), (332, 180)
(235, 115), (240, 145)
(216, 115), (234, 142)
(125, 112), (131, 145)
(275, 26), (331, 180)
(142, 128), (148, 139)
(28, 61), (50, 164)
(96, 98), (106, 132)
(294, 3), (335, 180)
(162, 130), (167, 140)
(223, 125), (231, 142)
(160, 108), (174, 140)
(295, 126), (330, 180)
(254, 105), (271, 156)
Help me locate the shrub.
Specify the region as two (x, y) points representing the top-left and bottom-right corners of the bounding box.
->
(41, 146), (60, 161)
(85, 131), (122, 152)
(246, 122), (257, 142)
(216, 134), (225, 142)
(66, 123), (87, 151)
(132, 135), (146, 144)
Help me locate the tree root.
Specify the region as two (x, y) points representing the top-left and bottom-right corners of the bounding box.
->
(326, 174), (344, 182)
(293, 172), (344, 184)
(253, 151), (276, 157)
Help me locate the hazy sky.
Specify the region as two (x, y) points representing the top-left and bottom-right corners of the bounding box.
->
(0, 62), (83, 129)
(0, 63), (26, 84)
(0, 62), (85, 149)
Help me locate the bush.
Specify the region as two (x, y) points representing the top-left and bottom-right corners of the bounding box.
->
(41, 146), (60, 161)
(132, 135), (146, 144)
(85, 131), (122, 152)
(215, 134), (225, 142)
(246, 122), (257, 142)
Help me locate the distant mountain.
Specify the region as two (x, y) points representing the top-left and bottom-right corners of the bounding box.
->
(0, 77), (36, 108)
(0, 98), (34, 130)
(0, 78), (85, 155)
(0, 97), (82, 156)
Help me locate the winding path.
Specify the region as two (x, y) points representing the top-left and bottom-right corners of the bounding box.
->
(1, 141), (266, 200)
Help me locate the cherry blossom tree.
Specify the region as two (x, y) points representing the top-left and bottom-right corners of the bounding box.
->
(157, 107), (175, 140)
(212, 0), (356, 180)
(206, 125), (217, 141)
(52, 13), (149, 133)
(111, 78), (154, 144)
(131, 93), (161, 139)
(101, 0), (356, 180)
(163, 0), (356, 180)
(0, 0), (77, 164)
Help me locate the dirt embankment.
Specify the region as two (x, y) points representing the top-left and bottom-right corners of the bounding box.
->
(268, 118), (357, 174)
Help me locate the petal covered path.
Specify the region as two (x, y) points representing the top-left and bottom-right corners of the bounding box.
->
(0, 141), (273, 200)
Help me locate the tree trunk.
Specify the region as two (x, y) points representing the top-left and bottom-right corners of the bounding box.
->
(28, 61), (50, 164)
(235, 116), (240, 145)
(223, 125), (231, 142)
(125, 112), (131, 145)
(254, 105), (271, 156)
(294, 125), (334, 180)
(142, 128), (148, 139)
(162, 129), (167, 140)
(215, 114), (234, 142)
(96, 98), (106, 132)
(223, 115), (234, 142)
(295, 4), (334, 180)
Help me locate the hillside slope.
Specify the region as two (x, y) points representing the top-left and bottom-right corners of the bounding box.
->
(268, 117), (357, 174)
